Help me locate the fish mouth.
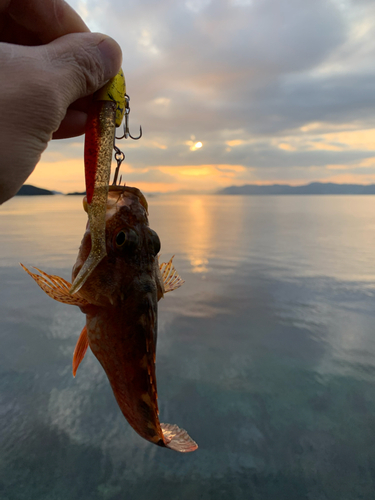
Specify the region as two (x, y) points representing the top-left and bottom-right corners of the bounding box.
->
(82, 186), (148, 216)
(71, 185), (149, 297)
(109, 185), (148, 214)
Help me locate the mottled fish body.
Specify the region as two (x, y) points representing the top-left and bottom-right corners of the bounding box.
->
(21, 186), (197, 453)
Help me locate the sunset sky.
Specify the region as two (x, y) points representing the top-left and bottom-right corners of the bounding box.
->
(28, 0), (375, 194)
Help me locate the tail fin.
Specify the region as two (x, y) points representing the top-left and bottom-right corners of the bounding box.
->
(161, 423), (198, 453)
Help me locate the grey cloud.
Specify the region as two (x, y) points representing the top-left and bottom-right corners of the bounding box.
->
(58, 0), (375, 183)
(238, 72), (375, 135)
(237, 149), (374, 170)
(124, 130), (375, 175)
(126, 0), (348, 135)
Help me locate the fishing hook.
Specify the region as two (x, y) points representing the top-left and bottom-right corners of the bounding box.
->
(116, 94), (143, 141)
(112, 143), (125, 186)
(113, 92), (142, 185)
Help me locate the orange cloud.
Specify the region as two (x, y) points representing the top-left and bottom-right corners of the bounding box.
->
(307, 142), (343, 151)
(158, 164), (246, 183)
(154, 164), (248, 191)
(327, 157), (375, 170)
(28, 158), (249, 194)
(27, 159), (85, 193)
(128, 182), (183, 193)
(226, 139), (244, 147)
(286, 128), (375, 152)
(278, 143), (296, 151)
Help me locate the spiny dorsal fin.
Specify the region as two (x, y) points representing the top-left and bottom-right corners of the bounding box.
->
(20, 264), (89, 307)
(161, 423), (198, 453)
(159, 256), (185, 293)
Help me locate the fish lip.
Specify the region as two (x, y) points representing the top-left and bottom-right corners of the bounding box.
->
(108, 185), (148, 214)
(83, 186), (148, 214)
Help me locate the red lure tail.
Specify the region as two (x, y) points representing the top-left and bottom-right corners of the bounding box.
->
(84, 102), (102, 205)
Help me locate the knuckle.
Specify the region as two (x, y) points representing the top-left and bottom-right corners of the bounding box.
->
(0, 48), (62, 133)
(56, 41), (105, 99)
(20, 75), (66, 137)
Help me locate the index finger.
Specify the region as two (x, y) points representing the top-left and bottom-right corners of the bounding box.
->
(4, 0), (89, 43)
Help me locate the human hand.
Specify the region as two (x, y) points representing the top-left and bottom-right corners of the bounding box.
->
(0, 0), (122, 204)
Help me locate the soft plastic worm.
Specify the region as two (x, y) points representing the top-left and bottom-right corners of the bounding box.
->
(70, 70), (126, 295)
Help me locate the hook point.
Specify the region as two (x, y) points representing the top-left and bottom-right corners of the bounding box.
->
(129, 125), (142, 140)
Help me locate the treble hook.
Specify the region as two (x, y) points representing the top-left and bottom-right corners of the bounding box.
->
(116, 94), (142, 141)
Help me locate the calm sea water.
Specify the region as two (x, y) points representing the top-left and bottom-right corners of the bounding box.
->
(1, 194), (375, 499)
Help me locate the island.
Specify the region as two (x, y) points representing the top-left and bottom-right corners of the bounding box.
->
(217, 182), (375, 195)
(16, 184), (54, 196)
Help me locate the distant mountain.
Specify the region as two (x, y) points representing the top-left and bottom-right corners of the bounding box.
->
(218, 182), (375, 195)
(16, 184), (54, 196)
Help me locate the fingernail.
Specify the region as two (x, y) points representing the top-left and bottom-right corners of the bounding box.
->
(97, 36), (123, 80)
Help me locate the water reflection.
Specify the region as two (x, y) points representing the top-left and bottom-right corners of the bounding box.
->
(2, 195), (375, 499)
(0, 195), (87, 268)
(186, 197), (210, 272)
(149, 194), (248, 275)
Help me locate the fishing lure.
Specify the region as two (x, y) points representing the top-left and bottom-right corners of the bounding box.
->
(70, 69), (141, 294)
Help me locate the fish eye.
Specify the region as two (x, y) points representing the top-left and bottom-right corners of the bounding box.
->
(149, 229), (161, 256)
(116, 231), (126, 247)
(115, 229), (139, 249)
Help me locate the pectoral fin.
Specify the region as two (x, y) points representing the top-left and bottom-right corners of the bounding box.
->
(159, 256), (185, 293)
(20, 264), (89, 307)
(72, 325), (89, 377)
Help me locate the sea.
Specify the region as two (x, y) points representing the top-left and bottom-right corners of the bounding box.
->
(1, 194), (375, 500)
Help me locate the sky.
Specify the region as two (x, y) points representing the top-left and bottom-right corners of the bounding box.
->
(28, 0), (375, 193)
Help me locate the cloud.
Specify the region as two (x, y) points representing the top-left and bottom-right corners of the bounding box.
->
(39, 0), (375, 191)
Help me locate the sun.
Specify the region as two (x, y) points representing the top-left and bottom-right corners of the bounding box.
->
(188, 141), (203, 151)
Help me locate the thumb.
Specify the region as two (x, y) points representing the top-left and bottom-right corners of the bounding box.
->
(0, 33), (122, 203)
(43, 32), (123, 108)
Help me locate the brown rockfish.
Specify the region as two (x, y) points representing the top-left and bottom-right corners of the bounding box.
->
(21, 185), (198, 453)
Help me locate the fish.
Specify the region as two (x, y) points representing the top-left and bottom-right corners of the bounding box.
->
(21, 185), (198, 453)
